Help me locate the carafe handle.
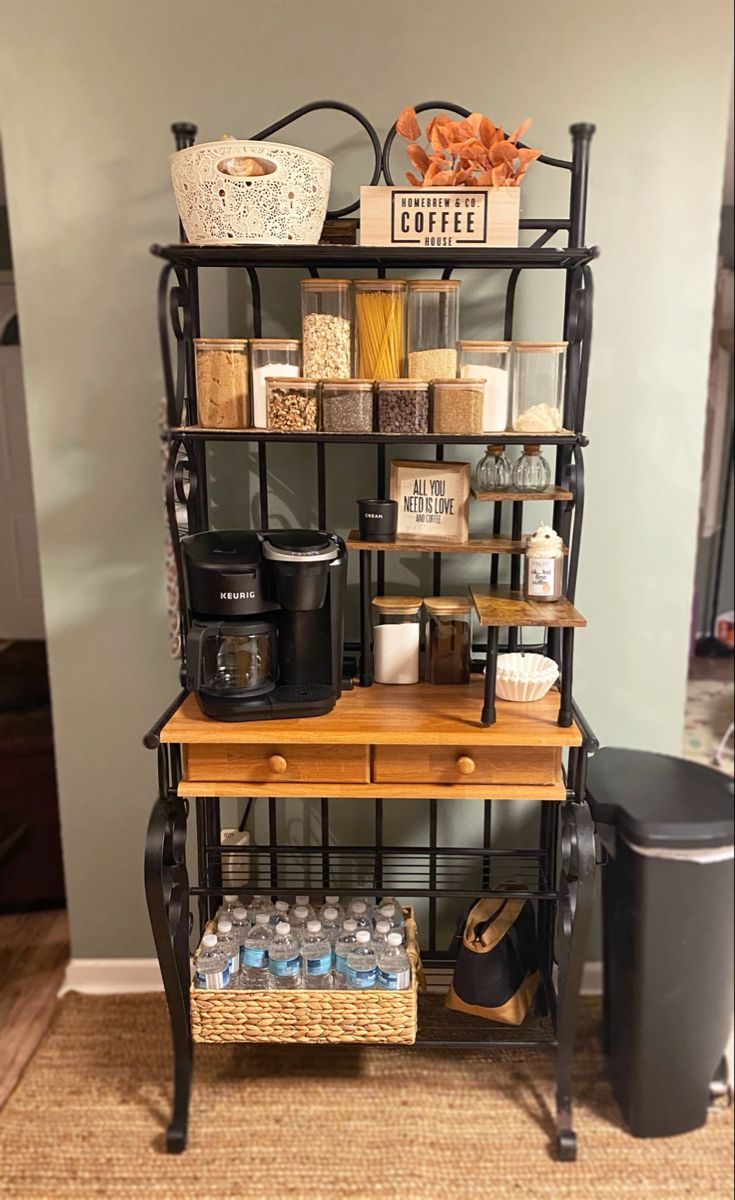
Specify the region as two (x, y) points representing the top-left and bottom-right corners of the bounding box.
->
(186, 625), (213, 693)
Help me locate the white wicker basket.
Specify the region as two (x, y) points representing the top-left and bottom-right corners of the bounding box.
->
(170, 139), (333, 245)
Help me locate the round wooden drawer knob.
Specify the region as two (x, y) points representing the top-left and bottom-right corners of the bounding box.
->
(456, 755), (476, 776)
(268, 754), (288, 774)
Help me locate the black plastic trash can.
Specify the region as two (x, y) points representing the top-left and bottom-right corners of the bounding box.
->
(587, 748), (734, 1138)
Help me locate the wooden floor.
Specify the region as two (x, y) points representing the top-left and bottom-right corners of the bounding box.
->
(0, 910), (69, 1108)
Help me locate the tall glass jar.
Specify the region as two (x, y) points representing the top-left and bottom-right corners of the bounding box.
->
(372, 596), (422, 685)
(424, 597), (472, 685)
(301, 279), (352, 378)
(511, 342), (567, 433)
(194, 338), (249, 428)
(376, 380), (429, 434)
(354, 279), (406, 378)
(431, 378), (484, 435)
(523, 525), (564, 602)
(457, 340), (511, 432)
(407, 280), (461, 380)
(320, 379), (374, 433)
(249, 339), (301, 429)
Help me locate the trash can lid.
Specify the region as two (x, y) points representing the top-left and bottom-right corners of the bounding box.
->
(587, 748), (734, 850)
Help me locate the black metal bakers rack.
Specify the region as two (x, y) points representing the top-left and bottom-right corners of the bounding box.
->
(144, 100), (599, 1159)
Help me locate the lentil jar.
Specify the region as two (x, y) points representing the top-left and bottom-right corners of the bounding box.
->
(431, 378), (484, 435)
(376, 380), (429, 434)
(266, 378), (318, 433)
(320, 379), (374, 433)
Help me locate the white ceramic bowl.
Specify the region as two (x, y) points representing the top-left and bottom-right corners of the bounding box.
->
(495, 653), (560, 703)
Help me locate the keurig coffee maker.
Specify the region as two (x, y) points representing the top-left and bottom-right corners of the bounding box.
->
(181, 529), (347, 721)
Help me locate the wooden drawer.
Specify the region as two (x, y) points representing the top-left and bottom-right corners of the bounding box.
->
(372, 744), (560, 787)
(184, 742), (370, 785)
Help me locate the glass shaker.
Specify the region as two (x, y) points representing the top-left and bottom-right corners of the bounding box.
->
(475, 444), (512, 492)
(301, 279), (352, 378)
(457, 340), (511, 432)
(511, 342), (567, 433)
(372, 596), (422, 685)
(512, 444), (552, 492)
(523, 525), (564, 602)
(424, 597), (472, 685)
(407, 280), (461, 380)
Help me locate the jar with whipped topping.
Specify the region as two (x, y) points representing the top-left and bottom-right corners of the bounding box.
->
(523, 524), (564, 602)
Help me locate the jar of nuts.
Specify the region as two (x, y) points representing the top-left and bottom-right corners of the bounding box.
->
(301, 279), (352, 378)
(406, 280), (461, 380)
(266, 378), (318, 433)
(431, 378), (484, 435)
(320, 379), (374, 433)
(376, 380), (430, 434)
(194, 338), (249, 428)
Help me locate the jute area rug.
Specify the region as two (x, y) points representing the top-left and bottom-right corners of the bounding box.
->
(0, 993), (731, 1199)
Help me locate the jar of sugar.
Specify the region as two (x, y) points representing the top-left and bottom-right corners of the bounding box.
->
(249, 339), (302, 428)
(371, 596), (422, 685)
(457, 340), (511, 433)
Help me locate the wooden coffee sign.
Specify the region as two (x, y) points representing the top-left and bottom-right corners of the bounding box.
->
(389, 460), (471, 543)
(360, 186), (520, 248)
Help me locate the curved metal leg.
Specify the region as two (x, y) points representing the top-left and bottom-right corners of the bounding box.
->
(144, 756), (192, 1153)
(553, 796), (596, 1161)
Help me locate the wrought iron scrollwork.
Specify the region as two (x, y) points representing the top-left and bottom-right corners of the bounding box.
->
(158, 264), (192, 428)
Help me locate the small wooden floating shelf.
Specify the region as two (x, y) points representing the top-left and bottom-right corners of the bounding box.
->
(471, 585), (587, 628)
(472, 486), (573, 503)
(347, 531), (569, 556)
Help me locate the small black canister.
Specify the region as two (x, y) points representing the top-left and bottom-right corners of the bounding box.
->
(357, 499), (398, 543)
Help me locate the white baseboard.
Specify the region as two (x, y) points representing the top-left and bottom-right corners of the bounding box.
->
(61, 958), (604, 996)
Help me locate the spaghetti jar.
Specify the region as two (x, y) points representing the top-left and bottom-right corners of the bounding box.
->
(266, 378), (318, 433)
(431, 378), (484, 435)
(424, 596), (472, 685)
(249, 338), (301, 428)
(457, 340), (511, 432)
(301, 279), (352, 378)
(194, 338), (249, 428)
(376, 380), (429, 434)
(372, 596), (422, 685)
(523, 524), (564, 602)
(407, 280), (461, 380)
(320, 379), (374, 433)
(511, 342), (567, 433)
(354, 279), (407, 378)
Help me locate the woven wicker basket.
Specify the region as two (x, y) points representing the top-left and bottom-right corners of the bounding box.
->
(191, 908), (421, 1045)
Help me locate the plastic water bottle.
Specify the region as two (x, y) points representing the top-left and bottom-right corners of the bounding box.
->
(247, 895), (275, 925)
(219, 894), (241, 920)
(215, 918), (240, 983)
(231, 906), (251, 969)
(302, 920), (332, 990)
(333, 920), (359, 987)
(273, 900), (291, 927)
(375, 902), (405, 940)
(347, 899), (372, 930)
(346, 929), (377, 990)
(319, 906), (342, 944)
(377, 932), (411, 990)
(241, 913), (273, 988)
(194, 933), (230, 990)
(371, 919), (392, 950)
(268, 922), (303, 989)
(322, 895), (345, 920)
(291, 896), (316, 922)
(289, 906), (312, 942)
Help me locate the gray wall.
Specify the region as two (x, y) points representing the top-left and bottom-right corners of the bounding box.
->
(0, 0), (732, 958)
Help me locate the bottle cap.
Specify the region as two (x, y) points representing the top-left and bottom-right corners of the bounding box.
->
(202, 933), (218, 948)
(387, 932), (403, 946)
(375, 920), (391, 934)
(307, 921), (322, 934)
(217, 919), (232, 933)
(325, 895), (340, 904)
(294, 907), (309, 919)
(233, 907), (248, 920)
(379, 904), (395, 916)
(254, 913), (270, 925)
(295, 896), (310, 906)
(322, 907), (339, 921)
(342, 920), (358, 932)
(224, 894), (239, 902)
(275, 900), (289, 911)
(356, 930), (371, 943)
(351, 901), (367, 914)
(276, 922), (290, 935)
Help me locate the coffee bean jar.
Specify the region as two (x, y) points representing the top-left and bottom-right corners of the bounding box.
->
(376, 380), (430, 435)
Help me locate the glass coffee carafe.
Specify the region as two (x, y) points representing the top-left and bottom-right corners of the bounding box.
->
(188, 619), (279, 700)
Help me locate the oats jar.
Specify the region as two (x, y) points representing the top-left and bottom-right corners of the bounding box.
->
(407, 280), (461, 380)
(249, 339), (301, 429)
(354, 279), (407, 378)
(301, 279), (352, 378)
(457, 340), (511, 432)
(511, 342), (567, 433)
(266, 378), (318, 433)
(320, 379), (374, 433)
(431, 378), (484, 435)
(194, 338), (249, 428)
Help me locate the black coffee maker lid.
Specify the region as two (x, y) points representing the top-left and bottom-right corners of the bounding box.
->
(262, 531), (338, 563)
(181, 530), (263, 570)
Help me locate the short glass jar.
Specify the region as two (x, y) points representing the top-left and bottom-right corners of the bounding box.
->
(424, 596), (472, 685)
(354, 280), (406, 378)
(407, 280), (461, 380)
(376, 380), (430, 434)
(431, 378), (484, 435)
(475, 444), (512, 492)
(250, 338), (301, 429)
(523, 524), (564, 602)
(457, 340), (511, 432)
(511, 342), (567, 433)
(320, 379), (374, 433)
(194, 338), (249, 428)
(301, 279), (352, 378)
(512, 444), (552, 492)
(372, 596), (422, 685)
(266, 378), (318, 433)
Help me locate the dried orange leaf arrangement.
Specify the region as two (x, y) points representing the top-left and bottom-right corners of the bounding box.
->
(395, 107), (541, 187)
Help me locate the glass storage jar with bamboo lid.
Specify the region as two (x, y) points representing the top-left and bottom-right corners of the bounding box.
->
(376, 379), (430, 434)
(354, 279), (407, 378)
(423, 596), (472, 685)
(372, 595), (422, 685)
(249, 338), (301, 429)
(457, 340), (511, 432)
(194, 338), (249, 428)
(431, 378), (484, 435)
(320, 379), (374, 433)
(300, 279), (352, 378)
(266, 377), (318, 433)
(511, 342), (567, 434)
(407, 280), (461, 380)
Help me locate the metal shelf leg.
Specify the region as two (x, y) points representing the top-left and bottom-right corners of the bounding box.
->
(481, 627), (500, 725)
